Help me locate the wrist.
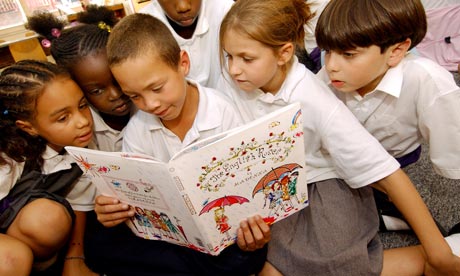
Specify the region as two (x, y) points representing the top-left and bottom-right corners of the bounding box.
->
(64, 256), (85, 261)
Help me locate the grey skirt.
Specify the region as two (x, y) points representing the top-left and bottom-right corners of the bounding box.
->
(267, 178), (382, 276)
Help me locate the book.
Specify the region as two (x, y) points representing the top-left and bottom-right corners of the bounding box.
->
(66, 102), (308, 256)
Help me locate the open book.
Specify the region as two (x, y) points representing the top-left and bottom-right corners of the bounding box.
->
(66, 102), (308, 256)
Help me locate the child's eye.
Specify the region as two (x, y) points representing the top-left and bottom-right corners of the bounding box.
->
(129, 95), (139, 100)
(88, 88), (106, 95)
(79, 102), (89, 110)
(342, 52), (356, 58)
(57, 115), (68, 122)
(243, 57), (253, 62)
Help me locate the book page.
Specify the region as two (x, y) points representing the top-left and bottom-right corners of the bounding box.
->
(65, 146), (211, 254)
(169, 102), (309, 254)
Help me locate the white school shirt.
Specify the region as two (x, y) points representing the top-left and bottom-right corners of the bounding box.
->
(317, 54), (460, 179)
(0, 146), (96, 211)
(140, 0), (234, 89)
(122, 81), (242, 161)
(90, 107), (127, 152)
(217, 57), (399, 188)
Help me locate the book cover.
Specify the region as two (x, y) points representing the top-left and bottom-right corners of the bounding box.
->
(66, 102), (308, 255)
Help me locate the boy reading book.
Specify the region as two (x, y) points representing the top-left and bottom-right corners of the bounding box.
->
(94, 13), (269, 275)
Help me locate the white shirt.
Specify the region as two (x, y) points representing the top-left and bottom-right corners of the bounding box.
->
(90, 107), (129, 152)
(122, 81), (242, 161)
(0, 146), (96, 211)
(318, 54), (460, 179)
(140, 0), (234, 89)
(217, 57), (399, 188)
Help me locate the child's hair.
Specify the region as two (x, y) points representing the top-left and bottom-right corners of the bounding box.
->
(315, 0), (427, 53)
(0, 60), (70, 167)
(219, 0), (313, 65)
(107, 13), (180, 70)
(26, 5), (117, 70)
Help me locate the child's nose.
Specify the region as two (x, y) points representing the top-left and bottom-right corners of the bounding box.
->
(325, 52), (339, 72)
(176, 0), (191, 13)
(228, 60), (242, 76)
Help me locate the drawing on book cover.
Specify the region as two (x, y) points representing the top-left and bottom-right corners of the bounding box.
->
(68, 104), (308, 255)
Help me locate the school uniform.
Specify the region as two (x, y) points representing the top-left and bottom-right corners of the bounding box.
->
(140, 0), (234, 89)
(0, 146), (96, 232)
(85, 81), (267, 276)
(89, 107), (126, 152)
(318, 53), (460, 179)
(123, 81), (242, 160)
(218, 57), (400, 275)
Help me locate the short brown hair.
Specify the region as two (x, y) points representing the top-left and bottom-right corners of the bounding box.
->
(107, 13), (180, 70)
(315, 0), (427, 53)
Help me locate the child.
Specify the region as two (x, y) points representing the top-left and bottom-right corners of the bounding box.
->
(95, 13), (270, 275)
(140, 0), (234, 88)
(217, 0), (460, 275)
(315, 0), (460, 233)
(0, 60), (95, 275)
(27, 5), (133, 152)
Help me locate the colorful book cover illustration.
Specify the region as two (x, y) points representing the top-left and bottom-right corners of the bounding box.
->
(66, 102), (308, 256)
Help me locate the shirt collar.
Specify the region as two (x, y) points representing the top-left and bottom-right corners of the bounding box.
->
(371, 60), (404, 98)
(257, 56), (304, 104)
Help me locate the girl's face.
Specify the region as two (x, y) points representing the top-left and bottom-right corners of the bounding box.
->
(25, 77), (93, 152)
(110, 51), (190, 123)
(324, 45), (391, 96)
(158, 0), (201, 27)
(71, 52), (132, 116)
(223, 29), (287, 94)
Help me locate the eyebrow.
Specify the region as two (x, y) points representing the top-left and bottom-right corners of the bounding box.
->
(49, 96), (86, 117)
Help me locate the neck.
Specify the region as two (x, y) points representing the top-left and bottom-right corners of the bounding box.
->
(100, 112), (130, 131)
(166, 16), (197, 39)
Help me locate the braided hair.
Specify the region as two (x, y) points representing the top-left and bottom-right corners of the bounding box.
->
(0, 60), (70, 167)
(26, 5), (117, 71)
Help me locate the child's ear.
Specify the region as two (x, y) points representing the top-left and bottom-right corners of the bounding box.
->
(277, 43), (295, 66)
(178, 50), (191, 76)
(387, 38), (411, 67)
(15, 120), (39, 137)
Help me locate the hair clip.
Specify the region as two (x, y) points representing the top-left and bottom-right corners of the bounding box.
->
(51, 28), (61, 38)
(41, 38), (51, 48)
(98, 21), (111, 33)
(2, 109), (8, 116)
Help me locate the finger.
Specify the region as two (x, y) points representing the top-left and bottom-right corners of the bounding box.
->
(236, 227), (248, 250)
(240, 219), (257, 250)
(96, 208), (134, 224)
(101, 217), (128, 228)
(95, 201), (130, 215)
(95, 195), (120, 205)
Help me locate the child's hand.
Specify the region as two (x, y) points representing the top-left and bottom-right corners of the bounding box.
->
(237, 215), (270, 251)
(94, 195), (134, 227)
(424, 254), (460, 276)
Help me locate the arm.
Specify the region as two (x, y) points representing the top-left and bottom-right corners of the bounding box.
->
(62, 211), (98, 276)
(373, 169), (460, 275)
(94, 195), (134, 227)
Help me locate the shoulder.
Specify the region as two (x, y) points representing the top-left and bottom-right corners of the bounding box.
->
(402, 54), (459, 94)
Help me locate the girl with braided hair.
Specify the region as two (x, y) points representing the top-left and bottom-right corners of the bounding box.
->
(27, 5), (133, 153)
(0, 60), (95, 275)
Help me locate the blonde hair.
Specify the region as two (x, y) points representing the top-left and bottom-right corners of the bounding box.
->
(219, 0), (313, 66)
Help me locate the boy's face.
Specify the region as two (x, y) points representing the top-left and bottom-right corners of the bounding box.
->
(21, 77), (93, 152)
(110, 51), (189, 122)
(158, 0), (201, 27)
(71, 52), (132, 117)
(223, 29), (287, 94)
(324, 45), (392, 96)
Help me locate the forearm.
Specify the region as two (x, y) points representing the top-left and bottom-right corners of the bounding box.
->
(376, 169), (452, 264)
(65, 211), (87, 258)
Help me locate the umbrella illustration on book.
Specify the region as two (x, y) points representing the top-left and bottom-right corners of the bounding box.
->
(199, 195), (250, 237)
(252, 163), (302, 197)
(199, 195), (250, 215)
